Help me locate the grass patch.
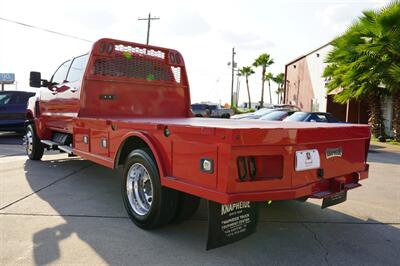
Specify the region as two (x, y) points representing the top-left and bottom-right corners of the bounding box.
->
(371, 136), (400, 146)
(232, 106), (254, 114)
(386, 139), (400, 146)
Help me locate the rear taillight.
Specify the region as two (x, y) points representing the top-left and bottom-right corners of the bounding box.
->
(237, 157), (248, 181)
(248, 157), (257, 179)
(236, 155), (283, 181)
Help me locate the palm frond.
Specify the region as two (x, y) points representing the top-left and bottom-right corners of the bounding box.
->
(322, 1), (400, 102)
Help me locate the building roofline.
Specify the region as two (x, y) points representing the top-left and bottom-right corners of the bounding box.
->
(285, 41), (332, 66)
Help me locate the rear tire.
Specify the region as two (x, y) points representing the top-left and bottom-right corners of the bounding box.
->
(122, 149), (179, 229)
(26, 124), (44, 160)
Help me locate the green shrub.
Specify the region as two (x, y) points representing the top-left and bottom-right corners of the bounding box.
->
(232, 106), (254, 114)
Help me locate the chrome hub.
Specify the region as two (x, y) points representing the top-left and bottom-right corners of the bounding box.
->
(126, 163), (153, 216)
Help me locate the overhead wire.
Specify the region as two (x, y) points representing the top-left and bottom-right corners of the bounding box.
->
(0, 17), (93, 43)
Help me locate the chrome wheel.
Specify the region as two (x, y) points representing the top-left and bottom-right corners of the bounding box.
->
(126, 163), (153, 216)
(25, 130), (33, 155)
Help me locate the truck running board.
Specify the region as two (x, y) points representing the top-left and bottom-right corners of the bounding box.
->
(41, 140), (58, 148)
(41, 140), (73, 154)
(58, 145), (73, 154)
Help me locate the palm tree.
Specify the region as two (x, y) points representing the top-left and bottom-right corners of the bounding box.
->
(238, 66), (255, 110)
(323, 1), (400, 140)
(272, 73), (285, 104)
(253, 53), (274, 107)
(264, 72), (274, 104)
(275, 88), (284, 104)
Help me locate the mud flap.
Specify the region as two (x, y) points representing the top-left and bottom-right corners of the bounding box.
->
(206, 201), (259, 250)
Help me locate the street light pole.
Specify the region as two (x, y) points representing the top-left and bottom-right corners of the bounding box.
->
(230, 47), (236, 108)
(235, 68), (240, 107)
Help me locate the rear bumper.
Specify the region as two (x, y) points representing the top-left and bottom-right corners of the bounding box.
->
(163, 166), (369, 204)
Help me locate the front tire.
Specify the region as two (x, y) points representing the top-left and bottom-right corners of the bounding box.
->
(25, 124), (44, 160)
(122, 149), (178, 229)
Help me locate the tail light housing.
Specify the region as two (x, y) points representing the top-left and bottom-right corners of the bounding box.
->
(236, 155), (283, 181)
(237, 157), (247, 181)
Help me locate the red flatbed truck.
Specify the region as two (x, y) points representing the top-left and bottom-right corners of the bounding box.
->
(26, 38), (370, 248)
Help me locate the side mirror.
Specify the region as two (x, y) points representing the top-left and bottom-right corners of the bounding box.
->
(30, 72), (42, 88)
(29, 71), (49, 88)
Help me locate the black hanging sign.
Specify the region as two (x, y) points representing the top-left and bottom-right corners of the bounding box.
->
(206, 200), (259, 250)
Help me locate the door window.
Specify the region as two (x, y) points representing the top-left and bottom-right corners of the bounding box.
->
(51, 60), (71, 84)
(67, 54), (89, 82)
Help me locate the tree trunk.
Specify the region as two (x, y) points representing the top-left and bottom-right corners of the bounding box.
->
(392, 90), (400, 142)
(246, 77), (251, 110)
(367, 93), (385, 138)
(260, 68), (265, 108)
(268, 80), (272, 104)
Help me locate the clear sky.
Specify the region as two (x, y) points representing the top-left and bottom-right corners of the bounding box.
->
(0, 0), (389, 106)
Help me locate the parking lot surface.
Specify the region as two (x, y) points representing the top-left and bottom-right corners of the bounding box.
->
(1, 133), (399, 265)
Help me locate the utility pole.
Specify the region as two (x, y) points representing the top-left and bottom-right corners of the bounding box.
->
(230, 47), (236, 108)
(138, 13), (160, 45)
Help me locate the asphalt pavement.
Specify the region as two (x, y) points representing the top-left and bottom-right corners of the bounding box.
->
(0, 132), (399, 265)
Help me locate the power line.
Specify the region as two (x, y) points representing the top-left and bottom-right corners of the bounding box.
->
(0, 17), (93, 43)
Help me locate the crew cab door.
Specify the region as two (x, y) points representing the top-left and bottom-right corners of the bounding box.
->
(40, 60), (71, 130)
(56, 54), (88, 132)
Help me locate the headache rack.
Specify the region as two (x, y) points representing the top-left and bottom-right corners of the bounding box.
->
(88, 39), (186, 85)
(78, 38), (191, 118)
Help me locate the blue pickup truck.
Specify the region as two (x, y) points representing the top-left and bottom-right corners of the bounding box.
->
(0, 90), (35, 133)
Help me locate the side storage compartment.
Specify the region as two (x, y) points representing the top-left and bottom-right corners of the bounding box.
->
(73, 119), (110, 159)
(90, 130), (109, 157)
(74, 127), (90, 152)
(172, 140), (218, 189)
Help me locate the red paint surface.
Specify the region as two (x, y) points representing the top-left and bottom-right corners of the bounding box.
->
(28, 38), (371, 204)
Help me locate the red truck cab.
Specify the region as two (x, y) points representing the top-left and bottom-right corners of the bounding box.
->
(26, 38), (370, 233)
